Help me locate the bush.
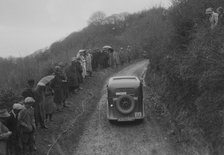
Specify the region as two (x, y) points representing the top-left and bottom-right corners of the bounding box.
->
(0, 88), (21, 109)
(145, 0), (224, 154)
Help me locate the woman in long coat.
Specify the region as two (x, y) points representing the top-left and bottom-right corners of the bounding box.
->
(75, 58), (84, 84)
(77, 50), (87, 78)
(50, 67), (64, 111)
(34, 83), (47, 128)
(113, 50), (120, 68)
(44, 85), (55, 122)
(65, 59), (79, 93)
(18, 97), (36, 155)
(85, 52), (93, 76)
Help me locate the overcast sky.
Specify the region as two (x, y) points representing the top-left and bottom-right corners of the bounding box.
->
(0, 0), (171, 58)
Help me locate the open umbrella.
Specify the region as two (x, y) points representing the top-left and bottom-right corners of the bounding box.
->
(37, 75), (55, 86)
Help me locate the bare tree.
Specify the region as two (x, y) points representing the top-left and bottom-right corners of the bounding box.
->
(88, 11), (106, 25)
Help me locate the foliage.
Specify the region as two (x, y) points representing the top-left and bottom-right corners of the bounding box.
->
(144, 0), (224, 154)
(0, 88), (22, 109)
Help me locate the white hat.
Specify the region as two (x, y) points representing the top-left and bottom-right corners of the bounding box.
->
(205, 8), (213, 14)
(78, 49), (86, 53)
(24, 97), (35, 104)
(13, 103), (25, 110)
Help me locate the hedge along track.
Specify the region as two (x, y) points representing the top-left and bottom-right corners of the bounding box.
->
(46, 90), (94, 155)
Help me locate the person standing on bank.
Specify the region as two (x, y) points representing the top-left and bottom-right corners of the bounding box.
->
(7, 103), (25, 155)
(65, 58), (80, 94)
(44, 85), (55, 122)
(18, 97), (36, 155)
(85, 50), (93, 77)
(205, 8), (219, 30)
(50, 66), (64, 112)
(113, 49), (120, 68)
(108, 48), (114, 68)
(0, 108), (12, 155)
(34, 82), (47, 129)
(75, 57), (84, 85)
(58, 62), (69, 107)
(217, 7), (224, 26)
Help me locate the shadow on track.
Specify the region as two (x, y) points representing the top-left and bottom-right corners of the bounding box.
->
(109, 119), (144, 127)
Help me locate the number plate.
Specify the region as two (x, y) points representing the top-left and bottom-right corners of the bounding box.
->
(116, 92), (127, 95)
(118, 117), (134, 121)
(135, 112), (142, 118)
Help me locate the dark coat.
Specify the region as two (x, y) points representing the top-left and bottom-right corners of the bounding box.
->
(0, 122), (9, 155)
(34, 87), (46, 126)
(7, 111), (21, 154)
(75, 61), (83, 83)
(65, 63), (79, 88)
(50, 73), (63, 105)
(91, 51), (100, 70)
(7, 111), (19, 133)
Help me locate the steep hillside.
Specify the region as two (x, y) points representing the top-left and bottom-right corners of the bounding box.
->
(0, 9), (161, 90)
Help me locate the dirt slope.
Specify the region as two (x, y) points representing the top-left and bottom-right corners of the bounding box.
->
(72, 60), (182, 155)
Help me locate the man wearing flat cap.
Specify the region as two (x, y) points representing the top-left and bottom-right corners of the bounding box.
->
(7, 103), (25, 155)
(206, 7), (219, 30)
(18, 97), (36, 154)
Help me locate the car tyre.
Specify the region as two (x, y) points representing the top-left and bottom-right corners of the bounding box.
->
(116, 95), (135, 114)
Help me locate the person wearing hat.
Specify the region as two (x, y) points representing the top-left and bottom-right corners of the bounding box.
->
(205, 7), (219, 30)
(0, 108), (12, 155)
(18, 97), (36, 155)
(54, 65), (68, 107)
(119, 47), (126, 65)
(34, 83), (48, 129)
(126, 46), (132, 63)
(77, 50), (87, 79)
(44, 84), (56, 122)
(76, 57), (84, 84)
(217, 7), (224, 26)
(113, 49), (120, 68)
(50, 66), (65, 112)
(99, 48), (109, 69)
(58, 62), (69, 107)
(7, 103), (25, 155)
(65, 58), (80, 94)
(107, 48), (114, 68)
(85, 50), (93, 77)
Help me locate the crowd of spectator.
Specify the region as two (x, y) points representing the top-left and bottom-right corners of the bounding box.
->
(0, 45), (136, 155)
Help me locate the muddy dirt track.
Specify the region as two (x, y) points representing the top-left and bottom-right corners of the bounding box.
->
(72, 60), (180, 155)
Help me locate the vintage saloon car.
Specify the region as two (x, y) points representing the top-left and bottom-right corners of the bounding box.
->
(107, 76), (144, 122)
